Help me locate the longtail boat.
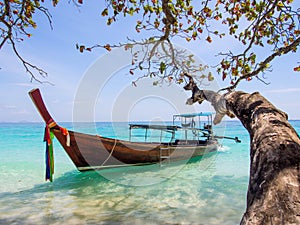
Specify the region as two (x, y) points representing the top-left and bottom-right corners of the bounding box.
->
(29, 89), (239, 180)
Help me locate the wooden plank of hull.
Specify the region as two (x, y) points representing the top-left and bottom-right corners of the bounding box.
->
(52, 128), (218, 171)
(29, 89), (219, 172)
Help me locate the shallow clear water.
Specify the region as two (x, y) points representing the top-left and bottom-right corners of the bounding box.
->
(0, 121), (299, 224)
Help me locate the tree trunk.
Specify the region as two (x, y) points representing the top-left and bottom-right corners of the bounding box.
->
(222, 91), (300, 225)
(191, 89), (300, 224)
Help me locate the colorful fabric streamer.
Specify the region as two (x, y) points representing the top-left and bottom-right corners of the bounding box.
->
(60, 127), (70, 147)
(43, 124), (69, 182)
(44, 125), (54, 182)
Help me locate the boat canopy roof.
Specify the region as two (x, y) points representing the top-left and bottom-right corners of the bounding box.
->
(173, 112), (214, 118)
(129, 124), (181, 131)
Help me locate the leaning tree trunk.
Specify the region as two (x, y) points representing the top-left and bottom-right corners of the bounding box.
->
(222, 91), (300, 225)
(187, 88), (300, 224)
(183, 74), (299, 224)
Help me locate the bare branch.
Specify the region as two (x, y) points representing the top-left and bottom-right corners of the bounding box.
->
(0, 0), (58, 83)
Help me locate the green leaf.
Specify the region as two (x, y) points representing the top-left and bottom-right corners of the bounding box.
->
(159, 62), (166, 74)
(208, 72), (214, 81)
(101, 8), (108, 16)
(293, 66), (300, 72)
(153, 81), (159, 86)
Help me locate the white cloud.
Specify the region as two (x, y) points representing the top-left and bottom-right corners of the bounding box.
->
(13, 109), (30, 115)
(3, 105), (17, 109)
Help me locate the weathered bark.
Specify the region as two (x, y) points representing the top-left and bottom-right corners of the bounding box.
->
(224, 91), (300, 225)
(186, 85), (300, 224)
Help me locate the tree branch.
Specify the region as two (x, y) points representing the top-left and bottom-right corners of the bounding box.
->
(0, 0), (58, 83)
(219, 36), (300, 92)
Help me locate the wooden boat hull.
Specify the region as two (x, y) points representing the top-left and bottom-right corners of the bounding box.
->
(29, 88), (219, 172)
(53, 128), (218, 171)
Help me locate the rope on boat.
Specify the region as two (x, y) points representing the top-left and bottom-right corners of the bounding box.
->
(100, 138), (117, 166)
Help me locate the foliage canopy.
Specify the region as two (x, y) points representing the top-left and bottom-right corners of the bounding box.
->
(1, 0), (299, 88)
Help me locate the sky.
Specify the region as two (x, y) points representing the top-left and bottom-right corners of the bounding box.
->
(0, 1), (300, 123)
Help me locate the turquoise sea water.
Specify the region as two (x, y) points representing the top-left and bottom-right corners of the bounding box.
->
(0, 121), (299, 225)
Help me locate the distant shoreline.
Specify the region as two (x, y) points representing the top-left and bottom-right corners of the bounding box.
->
(1, 119), (300, 124)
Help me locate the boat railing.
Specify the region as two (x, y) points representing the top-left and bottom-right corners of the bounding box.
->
(129, 124), (178, 143)
(128, 123), (212, 144)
